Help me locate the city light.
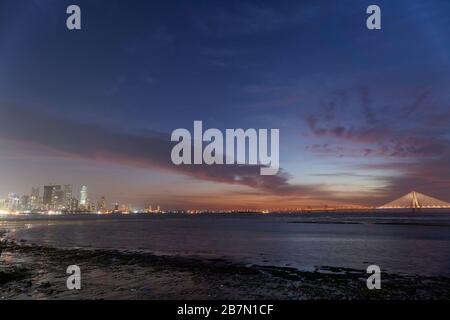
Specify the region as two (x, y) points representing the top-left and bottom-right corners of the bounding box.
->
(0, 184), (164, 216)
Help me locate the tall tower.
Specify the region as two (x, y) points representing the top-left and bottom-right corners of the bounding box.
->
(8, 193), (19, 211)
(63, 184), (73, 209)
(20, 195), (30, 211)
(79, 185), (88, 208)
(43, 185), (54, 209)
(52, 185), (63, 209)
(411, 191), (420, 211)
(378, 190), (450, 210)
(30, 187), (40, 210)
(97, 196), (106, 213)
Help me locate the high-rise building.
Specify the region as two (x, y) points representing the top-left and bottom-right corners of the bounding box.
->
(43, 185), (54, 209)
(0, 198), (7, 211)
(43, 185), (62, 210)
(68, 198), (79, 212)
(20, 195), (30, 211)
(8, 193), (20, 211)
(43, 186), (51, 207)
(120, 203), (130, 213)
(63, 184), (73, 209)
(79, 185), (88, 209)
(97, 196), (106, 212)
(30, 187), (40, 210)
(53, 186), (63, 209)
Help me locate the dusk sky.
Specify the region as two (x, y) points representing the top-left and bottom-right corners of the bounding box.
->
(1, 0), (450, 209)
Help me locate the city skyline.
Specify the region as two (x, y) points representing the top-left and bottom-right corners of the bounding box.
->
(0, 183), (167, 213)
(1, 1), (450, 209)
(3, 182), (450, 213)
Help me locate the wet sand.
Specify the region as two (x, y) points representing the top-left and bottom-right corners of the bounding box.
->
(1, 232), (450, 300)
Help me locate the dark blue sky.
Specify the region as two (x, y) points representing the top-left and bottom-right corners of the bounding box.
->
(1, 0), (449, 209)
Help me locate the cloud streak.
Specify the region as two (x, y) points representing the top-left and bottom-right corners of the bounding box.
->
(0, 106), (332, 200)
(303, 88), (450, 202)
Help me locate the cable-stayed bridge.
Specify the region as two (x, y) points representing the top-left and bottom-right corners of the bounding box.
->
(378, 191), (450, 210)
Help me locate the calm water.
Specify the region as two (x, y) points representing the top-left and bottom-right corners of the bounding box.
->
(2, 212), (450, 276)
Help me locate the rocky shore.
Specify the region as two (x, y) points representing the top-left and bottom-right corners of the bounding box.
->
(1, 235), (450, 300)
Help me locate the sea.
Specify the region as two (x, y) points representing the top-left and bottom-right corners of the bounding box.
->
(1, 212), (450, 277)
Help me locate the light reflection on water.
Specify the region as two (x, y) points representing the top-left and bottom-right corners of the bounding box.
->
(2, 212), (450, 276)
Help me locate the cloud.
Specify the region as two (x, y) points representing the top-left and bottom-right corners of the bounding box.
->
(305, 88), (450, 158)
(306, 116), (390, 144)
(359, 155), (450, 204)
(0, 106), (331, 199)
(303, 87), (450, 203)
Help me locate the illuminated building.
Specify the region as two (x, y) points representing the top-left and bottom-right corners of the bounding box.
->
(30, 187), (40, 210)
(89, 202), (96, 212)
(97, 196), (106, 212)
(0, 199), (7, 211)
(43, 185), (62, 210)
(63, 184), (73, 209)
(43, 186), (53, 209)
(121, 204), (130, 213)
(53, 186), (64, 209)
(68, 197), (79, 212)
(8, 193), (20, 211)
(79, 185), (88, 209)
(20, 195), (30, 211)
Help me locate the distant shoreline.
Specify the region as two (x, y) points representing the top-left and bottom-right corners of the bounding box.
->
(3, 207), (450, 219)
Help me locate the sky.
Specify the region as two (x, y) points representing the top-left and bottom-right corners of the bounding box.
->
(0, 0), (450, 209)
